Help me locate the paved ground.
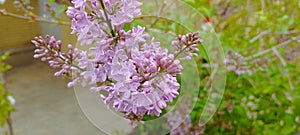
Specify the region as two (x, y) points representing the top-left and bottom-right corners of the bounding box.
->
(3, 49), (105, 135)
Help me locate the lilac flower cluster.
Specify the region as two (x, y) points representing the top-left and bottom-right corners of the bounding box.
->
(32, 35), (76, 77)
(32, 0), (202, 122)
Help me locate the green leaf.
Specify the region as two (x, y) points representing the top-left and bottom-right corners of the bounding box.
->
(262, 86), (273, 94)
(55, 4), (68, 18)
(281, 125), (296, 135)
(294, 99), (300, 116)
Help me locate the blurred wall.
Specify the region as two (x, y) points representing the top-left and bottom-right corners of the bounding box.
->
(0, 0), (76, 50)
(0, 0), (40, 49)
(61, 14), (76, 47)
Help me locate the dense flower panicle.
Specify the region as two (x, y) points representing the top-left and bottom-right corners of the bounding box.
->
(90, 27), (185, 119)
(66, 0), (142, 45)
(33, 0), (203, 122)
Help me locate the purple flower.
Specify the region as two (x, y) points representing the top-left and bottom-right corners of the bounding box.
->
(33, 0), (204, 123)
(71, 0), (87, 8)
(66, 7), (89, 33)
(32, 35), (86, 87)
(104, 0), (142, 26)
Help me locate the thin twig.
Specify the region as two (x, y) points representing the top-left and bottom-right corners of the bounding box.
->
(0, 9), (71, 26)
(272, 48), (295, 90)
(250, 30), (271, 43)
(148, 0), (181, 30)
(149, 1), (166, 28)
(147, 28), (177, 37)
(250, 30), (299, 43)
(274, 30), (300, 35)
(245, 36), (300, 60)
(272, 48), (287, 66)
(6, 113), (13, 135)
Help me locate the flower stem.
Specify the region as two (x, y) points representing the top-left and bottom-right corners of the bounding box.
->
(58, 55), (85, 72)
(174, 46), (188, 59)
(44, 46), (85, 72)
(99, 0), (115, 38)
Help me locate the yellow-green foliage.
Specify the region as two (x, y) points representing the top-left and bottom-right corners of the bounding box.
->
(0, 52), (14, 129)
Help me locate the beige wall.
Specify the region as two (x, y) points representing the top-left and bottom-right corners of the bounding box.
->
(0, 1), (40, 49)
(61, 15), (77, 48)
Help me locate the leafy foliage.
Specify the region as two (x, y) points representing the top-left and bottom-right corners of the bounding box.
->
(0, 52), (14, 133)
(132, 0), (300, 134)
(183, 0), (300, 134)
